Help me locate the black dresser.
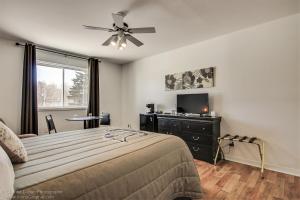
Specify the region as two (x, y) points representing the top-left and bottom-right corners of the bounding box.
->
(140, 113), (221, 164)
(139, 113), (158, 132)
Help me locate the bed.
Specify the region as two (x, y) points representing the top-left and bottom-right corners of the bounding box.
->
(13, 127), (202, 200)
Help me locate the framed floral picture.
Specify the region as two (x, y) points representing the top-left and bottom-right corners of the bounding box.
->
(165, 73), (182, 91)
(165, 67), (214, 91)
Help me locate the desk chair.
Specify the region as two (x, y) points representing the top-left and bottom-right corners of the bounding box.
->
(100, 113), (110, 125)
(45, 115), (57, 134)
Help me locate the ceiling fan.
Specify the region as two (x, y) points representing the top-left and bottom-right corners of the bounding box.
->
(83, 11), (156, 50)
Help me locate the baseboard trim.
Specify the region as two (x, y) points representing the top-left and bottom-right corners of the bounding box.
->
(225, 156), (300, 177)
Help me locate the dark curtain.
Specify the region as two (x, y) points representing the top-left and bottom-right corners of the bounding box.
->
(21, 43), (38, 135)
(87, 58), (100, 128)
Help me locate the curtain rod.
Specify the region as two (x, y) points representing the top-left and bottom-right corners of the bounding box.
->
(16, 42), (101, 62)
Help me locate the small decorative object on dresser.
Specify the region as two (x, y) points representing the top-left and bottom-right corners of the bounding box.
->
(145, 104), (155, 113)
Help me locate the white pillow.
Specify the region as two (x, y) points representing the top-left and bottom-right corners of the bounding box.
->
(0, 146), (15, 200)
(0, 122), (28, 163)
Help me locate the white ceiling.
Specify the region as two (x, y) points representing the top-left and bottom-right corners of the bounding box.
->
(0, 0), (299, 64)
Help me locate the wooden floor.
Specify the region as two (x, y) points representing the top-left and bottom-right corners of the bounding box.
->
(195, 160), (300, 200)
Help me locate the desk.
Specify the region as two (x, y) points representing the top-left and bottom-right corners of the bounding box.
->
(66, 116), (101, 129)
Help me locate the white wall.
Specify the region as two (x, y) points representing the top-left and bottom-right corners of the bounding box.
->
(0, 38), (122, 134)
(298, 13), (300, 171)
(0, 38), (23, 132)
(121, 14), (300, 176)
(99, 61), (122, 127)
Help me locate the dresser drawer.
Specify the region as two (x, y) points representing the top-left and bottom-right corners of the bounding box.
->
(158, 118), (181, 135)
(168, 119), (181, 135)
(186, 142), (213, 163)
(157, 118), (169, 133)
(182, 121), (212, 135)
(181, 133), (212, 145)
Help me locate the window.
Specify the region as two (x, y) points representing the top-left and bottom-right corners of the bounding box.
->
(37, 61), (88, 109)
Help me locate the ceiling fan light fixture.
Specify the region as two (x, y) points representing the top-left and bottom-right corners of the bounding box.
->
(120, 38), (127, 48)
(118, 45), (124, 51)
(83, 11), (156, 49)
(110, 35), (118, 46)
(111, 41), (117, 46)
(117, 38), (124, 50)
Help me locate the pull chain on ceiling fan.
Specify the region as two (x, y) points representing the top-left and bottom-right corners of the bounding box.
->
(83, 11), (156, 50)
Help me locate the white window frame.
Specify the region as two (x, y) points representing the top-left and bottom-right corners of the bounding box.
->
(37, 60), (89, 111)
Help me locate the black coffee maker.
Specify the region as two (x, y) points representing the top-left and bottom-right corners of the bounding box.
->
(146, 104), (155, 113)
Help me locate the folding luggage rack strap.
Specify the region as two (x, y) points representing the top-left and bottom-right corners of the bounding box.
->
(213, 134), (265, 178)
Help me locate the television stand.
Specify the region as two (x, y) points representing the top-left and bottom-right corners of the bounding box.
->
(140, 113), (221, 164)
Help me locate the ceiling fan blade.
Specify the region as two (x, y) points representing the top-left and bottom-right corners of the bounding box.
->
(102, 35), (117, 46)
(128, 27), (156, 34)
(83, 25), (113, 32)
(125, 34), (143, 47)
(112, 13), (124, 28)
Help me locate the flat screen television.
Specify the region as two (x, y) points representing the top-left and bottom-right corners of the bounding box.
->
(177, 93), (209, 114)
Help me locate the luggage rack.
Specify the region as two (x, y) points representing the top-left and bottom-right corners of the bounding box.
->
(214, 134), (265, 178)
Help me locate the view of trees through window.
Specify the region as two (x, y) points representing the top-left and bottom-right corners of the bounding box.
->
(37, 64), (88, 108)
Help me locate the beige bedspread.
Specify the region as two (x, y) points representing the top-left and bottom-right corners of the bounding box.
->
(13, 127), (202, 200)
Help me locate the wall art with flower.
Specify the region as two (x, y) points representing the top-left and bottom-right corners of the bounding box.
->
(165, 67), (214, 91)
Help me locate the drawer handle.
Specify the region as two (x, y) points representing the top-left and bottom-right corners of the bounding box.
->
(192, 136), (199, 141)
(202, 127), (206, 130)
(192, 147), (199, 152)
